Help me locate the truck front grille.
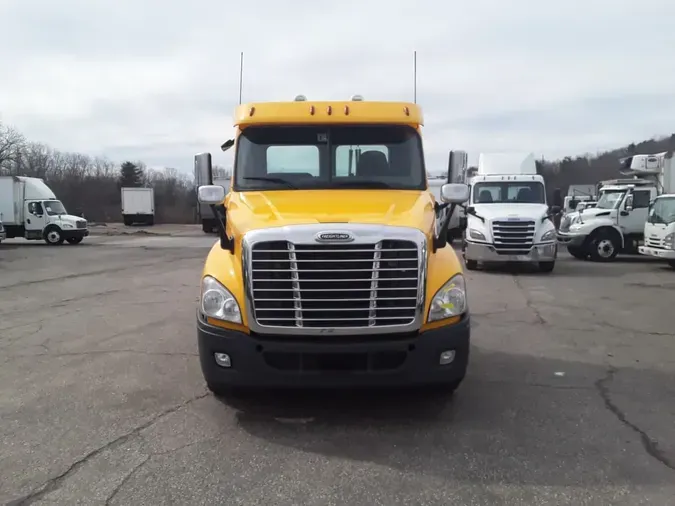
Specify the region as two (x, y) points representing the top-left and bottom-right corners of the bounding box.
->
(76, 220), (87, 229)
(646, 237), (665, 249)
(250, 240), (420, 329)
(491, 220), (535, 255)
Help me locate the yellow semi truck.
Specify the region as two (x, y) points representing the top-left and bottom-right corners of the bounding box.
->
(195, 95), (471, 395)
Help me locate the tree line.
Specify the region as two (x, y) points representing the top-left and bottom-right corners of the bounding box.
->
(1, 121), (674, 223)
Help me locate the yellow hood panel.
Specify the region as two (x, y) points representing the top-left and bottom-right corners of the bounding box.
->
(226, 189), (436, 236)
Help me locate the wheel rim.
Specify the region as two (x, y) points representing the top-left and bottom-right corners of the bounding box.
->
(47, 231), (60, 243)
(596, 239), (614, 257)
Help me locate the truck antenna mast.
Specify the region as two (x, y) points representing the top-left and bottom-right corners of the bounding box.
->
(238, 52), (244, 105)
(413, 50), (417, 104)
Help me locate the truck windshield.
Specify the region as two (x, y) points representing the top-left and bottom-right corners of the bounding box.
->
(233, 125), (426, 191)
(648, 197), (675, 224)
(595, 190), (625, 209)
(472, 182), (545, 204)
(44, 200), (67, 216)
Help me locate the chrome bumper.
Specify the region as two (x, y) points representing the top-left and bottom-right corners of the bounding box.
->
(464, 241), (557, 263)
(638, 246), (675, 259)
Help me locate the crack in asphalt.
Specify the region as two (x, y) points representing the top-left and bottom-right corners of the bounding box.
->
(104, 455), (151, 506)
(595, 366), (675, 472)
(7, 391), (210, 506)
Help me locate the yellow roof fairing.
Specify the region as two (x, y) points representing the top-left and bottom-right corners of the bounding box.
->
(233, 101), (423, 128)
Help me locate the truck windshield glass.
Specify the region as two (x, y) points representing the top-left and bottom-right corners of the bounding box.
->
(233, 125), (425, 191)
(44, 201), (67, 216)
(596, 190), (625, 209)
(472, 182), (545, 204)
(648, 197), (675, 224)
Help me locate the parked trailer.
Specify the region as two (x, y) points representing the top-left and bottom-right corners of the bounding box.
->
(121, 187), (155, 226)
(0, 176), (88, 245)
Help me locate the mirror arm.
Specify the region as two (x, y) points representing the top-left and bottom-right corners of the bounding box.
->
(433, 203), (457, 253)
(210, 203), (234, 253)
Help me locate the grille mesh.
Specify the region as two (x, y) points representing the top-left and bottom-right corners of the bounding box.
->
(490, 220), (535, 255)
(250, 240), (420, 328)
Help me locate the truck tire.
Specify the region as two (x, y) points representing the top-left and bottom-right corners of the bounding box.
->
(567, 245), (587, 260)
(668, 260), (675, 270)
(66, 237), (83, 245)
(44, 226), (64, 245)
(588, 230), (620, 262)
(464, 259), (478, 270)
(538, 261), (555, 273)
(147, 216), (155, 226)
(202, 223), (214, 234)
(123, 216), (132, 226)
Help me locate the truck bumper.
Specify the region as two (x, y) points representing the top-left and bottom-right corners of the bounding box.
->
(464, 241), (557, 263)
(0, 230), (5, 241)
(62, 229), (89, 240)
(197, 315), (470, 389)
(556, 231), (587, 248)
(638, 246), (675, 259)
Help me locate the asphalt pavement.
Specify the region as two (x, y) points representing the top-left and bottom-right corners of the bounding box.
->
(1, 231), (674, 505)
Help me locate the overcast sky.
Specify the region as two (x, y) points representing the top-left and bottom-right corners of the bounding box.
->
(1, 0), (674, 174)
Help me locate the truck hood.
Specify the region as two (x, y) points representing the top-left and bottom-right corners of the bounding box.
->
(51, 214), (86, 226)
(226, 190), (436, 236)
(470, 203), (549, 221)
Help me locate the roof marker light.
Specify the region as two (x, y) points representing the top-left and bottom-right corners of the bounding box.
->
(344, 105), (350, 115)
(327, 105), (332, 115)
(294, 95), (307, 101)
(403, 106), (410, 116)
(309, 105), (315, 115)
(249, 106), (255, 116)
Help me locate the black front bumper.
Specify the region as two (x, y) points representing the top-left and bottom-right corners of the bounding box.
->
(62, 229), (89, 239)
(556, 232), (586, 247)
(197, 316), (470, 388)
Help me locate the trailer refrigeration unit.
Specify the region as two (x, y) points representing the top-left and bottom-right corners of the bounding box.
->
(121, 187), (155, 226)
(0, 176), (89, 245)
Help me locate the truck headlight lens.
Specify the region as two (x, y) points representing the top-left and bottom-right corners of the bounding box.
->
(665, 233), (674, 248)
(469, 229), (485, 241)
(200, 276), (241, 323)
(428, 274), (467, 322)
(540, 230), (555, 242)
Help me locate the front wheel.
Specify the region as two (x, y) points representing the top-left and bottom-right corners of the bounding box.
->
(588, 233), (620, 262)
(66, 236), (83, 245)
(464, 259), (478, 270)
(538, 261), (555, 273)
(44, 226), (64, 245)
(668, 260), (675, 270)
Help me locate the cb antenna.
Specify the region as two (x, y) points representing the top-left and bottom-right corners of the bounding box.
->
(238, 52), (244, 105)
(413, 50), (417, 104)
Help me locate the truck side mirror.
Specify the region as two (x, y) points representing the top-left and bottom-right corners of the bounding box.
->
(569, 198), (578, 210)
(198, 185), (225, 204)
(440, 183), (470, 204)
(624, 195), (634, 212)
(550, 205), (561, 215)
(195, 152), (213, 185)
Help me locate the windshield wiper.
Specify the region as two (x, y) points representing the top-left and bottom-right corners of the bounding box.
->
(333, 180), (392, 188)
(242, 177), (296, 189)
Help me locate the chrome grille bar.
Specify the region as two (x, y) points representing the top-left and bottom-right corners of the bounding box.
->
(491, 219), (536, 255)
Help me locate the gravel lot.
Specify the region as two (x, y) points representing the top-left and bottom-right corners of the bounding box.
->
(1, 232), (674, 505)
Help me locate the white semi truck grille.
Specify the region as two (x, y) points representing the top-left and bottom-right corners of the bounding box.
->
(491, 219), (536, 255)
(249, 240), (420, 329)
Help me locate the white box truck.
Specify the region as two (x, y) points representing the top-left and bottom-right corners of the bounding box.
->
(462, 152), (561, 272)
(121, 187), (155, 226)
(637, 151), (675, 268)
(0, 176), (89, 245)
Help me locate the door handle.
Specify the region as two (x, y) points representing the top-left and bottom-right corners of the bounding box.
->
(620, 211), (629, 216)
(27, 218), (31, 224)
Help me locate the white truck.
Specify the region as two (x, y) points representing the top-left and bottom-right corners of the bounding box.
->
(0, 176), (89, 245)
(638, 151), (675, 268)
(0, 216), (5, 243)
(121, 187), (155, 226)
(558, 152), (673, 262)
(562, 184), (597, 215)
(461, 152), (561, 272)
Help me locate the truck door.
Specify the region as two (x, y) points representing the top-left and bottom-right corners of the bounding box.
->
(621, 189), (651, 234)
(25, 201), (47, 234)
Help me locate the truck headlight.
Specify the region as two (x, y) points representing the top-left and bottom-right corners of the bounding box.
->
(200, 276), (242, 323)
(62, 223), (73, 229)
(540, 230), (555, 242)
(428, 274), (467, 322)
(665, 233), (674, 248)
(469, 229), (485, 241)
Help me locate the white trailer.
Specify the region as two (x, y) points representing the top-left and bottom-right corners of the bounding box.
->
(0, 176), (89, 245)
(121, 187), (155, 226)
